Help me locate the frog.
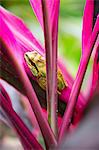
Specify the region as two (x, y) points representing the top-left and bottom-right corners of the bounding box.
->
(24, 51), (66, 94)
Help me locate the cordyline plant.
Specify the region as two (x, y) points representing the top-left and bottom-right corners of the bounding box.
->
(0, 0), (99, 149)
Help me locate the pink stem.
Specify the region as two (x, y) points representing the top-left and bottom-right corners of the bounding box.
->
(51, 0), (60, 137)
(0, 83), (12, 106)
(1, 40), (57, 148)
(41, 0), (60, 137)
(41, 0), (52, 123)
(59, 16), (99, 142)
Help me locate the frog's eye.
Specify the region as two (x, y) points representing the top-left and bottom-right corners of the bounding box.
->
(24, 53), (39, 77)
(31, 66), (39, 77)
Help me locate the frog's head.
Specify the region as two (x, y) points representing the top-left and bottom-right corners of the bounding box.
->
(24, 51), (39, 77)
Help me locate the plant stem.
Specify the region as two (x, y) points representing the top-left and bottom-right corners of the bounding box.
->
(59, 16), (99, 142)
(41, 0), (60, 137)
(41, 0), (52, 124)
(51, 0), (60, 137)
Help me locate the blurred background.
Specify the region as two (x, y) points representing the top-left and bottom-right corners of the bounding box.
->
(1, 0), (91, 149)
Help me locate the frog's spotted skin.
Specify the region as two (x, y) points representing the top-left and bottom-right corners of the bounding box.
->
(24, 51), (66, 94)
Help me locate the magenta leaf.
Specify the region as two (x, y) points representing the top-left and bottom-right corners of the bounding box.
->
(0, 82), (12, 106)
(0, 6), (44, 53)
(82, 0), (99, 54)
(0, 15), (25, 94)
(90, 35), (99, 96)
(0, 84), (43, 150)
(82, 0), (94, 53)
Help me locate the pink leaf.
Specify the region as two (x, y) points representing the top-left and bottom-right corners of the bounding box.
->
(91, 36), (99, 96)
(0, 84), (43, 150)
(0, 6), (44, 53)
(30, 0), (60, 52)
(82, 0), (94, 53)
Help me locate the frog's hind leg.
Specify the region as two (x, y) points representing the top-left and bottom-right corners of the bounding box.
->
(37, 76), (46, 91)
(38, 76), (61, 95)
